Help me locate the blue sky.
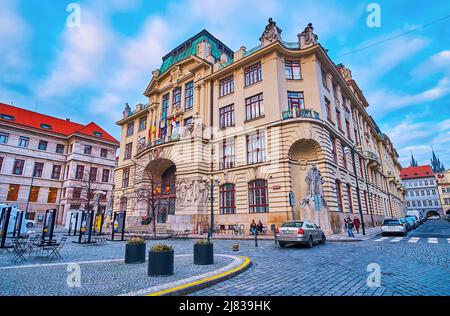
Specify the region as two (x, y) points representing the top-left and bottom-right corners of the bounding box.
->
(1, 0), (450, 168)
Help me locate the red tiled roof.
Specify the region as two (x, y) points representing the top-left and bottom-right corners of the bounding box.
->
(0, 103), (119, 144)
(400, 165), (435, 180)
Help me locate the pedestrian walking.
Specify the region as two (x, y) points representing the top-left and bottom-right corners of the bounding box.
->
(353, 216), (361, 234)
(346, 216), (354, 237)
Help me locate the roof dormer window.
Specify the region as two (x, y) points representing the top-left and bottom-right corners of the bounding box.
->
(0, 114), (15, 121)
(40, 123), (52, 129)
(93, 131), (103, 137)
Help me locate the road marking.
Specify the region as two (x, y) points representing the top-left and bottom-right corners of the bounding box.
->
(391, 237), (403, 242)
(448, 238), (450, 244)
(375, 237), (389, 242)
(408, 237), (420, 243)
(428, 238), (438, 244)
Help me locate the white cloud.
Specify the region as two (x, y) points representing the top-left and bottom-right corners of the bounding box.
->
(0, 0), (30, 83)
(411, 50), (450, 77)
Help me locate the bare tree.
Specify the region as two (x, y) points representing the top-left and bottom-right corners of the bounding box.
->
(126, 148), (167, 237)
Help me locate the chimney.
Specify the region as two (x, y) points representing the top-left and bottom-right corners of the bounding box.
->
(66, 118), (71, 122)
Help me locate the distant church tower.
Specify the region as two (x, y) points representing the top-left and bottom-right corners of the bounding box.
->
(431, 149), (445, 174)
(410, 152), (418, 167)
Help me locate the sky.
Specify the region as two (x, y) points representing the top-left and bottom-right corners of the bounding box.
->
(1, 0), (450, 168)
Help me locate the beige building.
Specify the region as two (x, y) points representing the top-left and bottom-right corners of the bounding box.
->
(437, 170), (450, 217)
(0, 103), (119, 224)
(114, 21), (405, 235)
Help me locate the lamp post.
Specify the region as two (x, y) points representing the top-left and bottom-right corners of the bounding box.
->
(348, 145), (366, 235)
(203, 175), (219, 241)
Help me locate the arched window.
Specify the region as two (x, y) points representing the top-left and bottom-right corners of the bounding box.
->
(119, 197), (127, 213)
(220, 184), (236, 214)
(248, 179), (269, 213)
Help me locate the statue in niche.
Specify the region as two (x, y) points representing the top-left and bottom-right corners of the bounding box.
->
(198, 179), (208, 204)
(259, 18), (282, 45)
(302, 164), (327, 209)
(302, 23), (317, 44)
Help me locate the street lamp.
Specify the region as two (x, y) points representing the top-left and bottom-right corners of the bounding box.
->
(203, 175), (219, 241)
(346, 145), (366, 236)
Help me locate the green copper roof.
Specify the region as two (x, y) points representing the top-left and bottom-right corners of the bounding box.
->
(159, 30), (234, 74)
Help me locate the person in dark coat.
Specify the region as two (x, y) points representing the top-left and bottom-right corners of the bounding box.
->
(353, 216), (361, 234)
(257, 220), (264, 233)
(250, 220), (257, 235)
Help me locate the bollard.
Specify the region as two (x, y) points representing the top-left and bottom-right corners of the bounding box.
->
(255, 230), (258, 247)
(232, 244), (239, 251)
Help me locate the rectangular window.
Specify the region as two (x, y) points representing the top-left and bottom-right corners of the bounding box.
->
(287, 91), (305, 113)
(126, 122), (135, 137)
(345, 120), (351, 140)
(245, 93), (264, 120)
(247, 131), (266, 164)
(12, 159), (25, 175)
(219, 104), (235, 128)
(51, 165), (61, 179)
(248, 179), (269, 213)
(18, 136), (29, 148)
(336, 180), (343, 212)
(162, 94), (169, 120)
(322, 69), (328, 89)
(0, 132), (9, 144)
(331, 137), (338, 164)
(285, 60), (301, 80)
(47, 188), (58, 204)
(184, 117), (193, 126)
(220, 184), (236, 214)
(325, 97), (332, 122)
(72, 188), (82, 199)
(33, 162), (44, 178)
(124, 142), (133, 160)
(75, 165), (85, 180)
(336, 109), (342, 130)
(56, 144), (65, 154)
(122, 168), (130, 187)
(0, 156), (3, 172)
(244, 62), (262, 86)
(29, 186), (40, 203)
(220, 138), (235, 169)
(89, 167), (97, 182)
(347, 184), (353, 213)
(102, 169), (110, 183)
(219, 76), (234, 97)
(84, 145), (92, 155)
(100, 148), (108, 158)
(185, 81), (194, 111)
(7, 184), (20, 201)
(138, 116), (147, 131)
(173, 87), (182, 109)
(341, 144), (347, 169)
(37, 140), (48, 151)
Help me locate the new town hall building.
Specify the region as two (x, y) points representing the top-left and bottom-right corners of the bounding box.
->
(114, 20), (406, 234)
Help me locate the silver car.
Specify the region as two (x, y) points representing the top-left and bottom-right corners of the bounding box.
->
(276, 220), (326, 248)
(381, 218), (407, 236)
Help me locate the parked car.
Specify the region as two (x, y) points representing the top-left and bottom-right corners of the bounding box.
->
(276, 220), (326, 248)
(406, 210), (423, 223)
(381, 218), (408, 236)
(429, 215), (440, 220)
(405, 216), (417, 229)
(25, 219), (37, 228)
(406, 215), (420, 227)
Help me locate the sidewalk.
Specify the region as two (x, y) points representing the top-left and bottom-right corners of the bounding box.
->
(327, 226), (382, 242)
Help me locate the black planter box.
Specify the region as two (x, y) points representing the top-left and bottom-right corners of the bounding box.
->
(148, 250), (174, 276)
(125, 243), (146, 264)
(194, 243), (214, 265)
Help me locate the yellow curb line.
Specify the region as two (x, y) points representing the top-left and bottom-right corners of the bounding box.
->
(146, 256), (251, 296)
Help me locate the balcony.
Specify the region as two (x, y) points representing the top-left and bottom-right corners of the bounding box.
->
(365, 150), (381, 168)
(136, 134), (181, 155)
(282, 108), (320, 120)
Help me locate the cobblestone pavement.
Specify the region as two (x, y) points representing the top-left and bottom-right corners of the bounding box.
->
(1, 221), (449, 296)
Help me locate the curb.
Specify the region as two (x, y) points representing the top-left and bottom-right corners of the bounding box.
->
(327, 233), (382, 243)
(146, 256), (252, 296)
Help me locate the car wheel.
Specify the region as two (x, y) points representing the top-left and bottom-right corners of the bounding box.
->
(319, 234), (326, 244)
(306, 236), (314, 248)
(26, 223), (33, 228)
(278, 242), (286, 248)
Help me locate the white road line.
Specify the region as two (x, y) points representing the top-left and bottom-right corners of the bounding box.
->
(408, 237), (420, 243)
(428, 238), (438, 244)
(447, 238), (450, 244)
(391, 237), (403, 242)
(375, 237), (389, 242)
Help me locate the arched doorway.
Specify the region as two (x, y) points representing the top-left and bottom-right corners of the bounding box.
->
(426, 210), (440, 218)
(143, 158), (176, 224)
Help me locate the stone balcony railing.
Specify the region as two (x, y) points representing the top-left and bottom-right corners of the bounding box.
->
(282, 108), (320, 120)
(364, 150), (381, 167)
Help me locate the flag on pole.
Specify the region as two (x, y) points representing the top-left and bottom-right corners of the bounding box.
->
(171, 117), (178, 137)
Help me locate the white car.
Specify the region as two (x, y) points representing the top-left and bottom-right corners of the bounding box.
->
(429, 215), (440, 220)
(381, 218), (407, 236)
(25, 219), (37, 227)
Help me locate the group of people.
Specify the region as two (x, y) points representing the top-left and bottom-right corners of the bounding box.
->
(250, 220), (264, 235)
(344, 216), (361, 237)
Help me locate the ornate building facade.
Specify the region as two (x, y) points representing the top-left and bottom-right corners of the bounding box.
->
(114, 21), (405, 234)
(437, 169), (450, 218)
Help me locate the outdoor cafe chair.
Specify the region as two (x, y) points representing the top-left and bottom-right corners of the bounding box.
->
(11, 239), (27, 262)
(49, 237), (67, 259)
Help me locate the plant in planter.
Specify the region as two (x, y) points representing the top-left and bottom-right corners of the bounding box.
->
(148, 244), (174, 276)
(125, 237), (146, 264)
(193, 240), (214, 265)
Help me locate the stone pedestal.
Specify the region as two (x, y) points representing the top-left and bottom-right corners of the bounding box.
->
(299, 204), (332, 235)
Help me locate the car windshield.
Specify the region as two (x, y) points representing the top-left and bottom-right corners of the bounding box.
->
(281, 221), (303, 228)
(383, 219), (400, 226)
